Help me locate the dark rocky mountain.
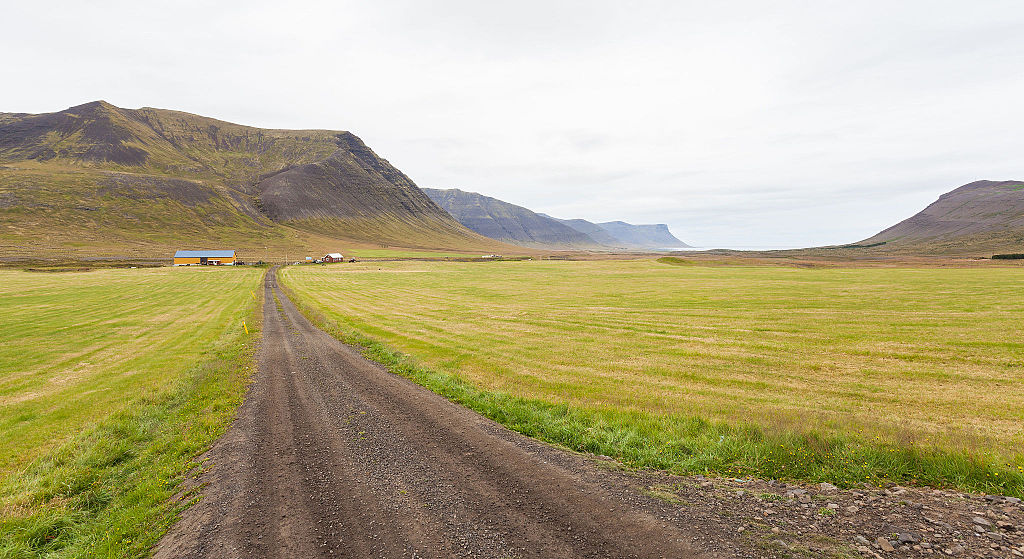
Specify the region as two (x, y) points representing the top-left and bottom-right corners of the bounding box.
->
(426, 188), (690, 250)
(423, 188), (602, 248)
(0, 101), (495, 257)
(859, 180), (1024, 255)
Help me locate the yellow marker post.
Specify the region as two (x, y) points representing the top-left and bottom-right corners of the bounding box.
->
(243, 321), (249, 335)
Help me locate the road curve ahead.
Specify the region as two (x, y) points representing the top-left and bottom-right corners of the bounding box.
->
(155, 269), (712, 559)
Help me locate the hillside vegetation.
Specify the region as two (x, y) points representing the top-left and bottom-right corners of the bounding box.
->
(282, 260), (1023, 495)
(856, 180), (1024, 255)
(0, 101), (503, 259)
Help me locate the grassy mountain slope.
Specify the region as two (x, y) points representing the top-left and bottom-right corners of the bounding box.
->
(0, 101), (502, 258)
(423, 188), (604, 248)
(859, 180), (1024, 255)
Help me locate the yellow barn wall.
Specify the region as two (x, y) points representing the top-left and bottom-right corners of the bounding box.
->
(174, 256), (236, 265)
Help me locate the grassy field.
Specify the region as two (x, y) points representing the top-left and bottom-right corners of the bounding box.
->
(347, 249), (492, 259)
(0, 266), (262, 557)
(281, 259), (1024, 495)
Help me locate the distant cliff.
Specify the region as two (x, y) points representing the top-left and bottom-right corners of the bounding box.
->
(562, 219), (690, 249)
(423, 189), (602, 248)
(426, 188), (690, 250)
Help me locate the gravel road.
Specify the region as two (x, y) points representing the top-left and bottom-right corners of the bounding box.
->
(153, 269), (712, 558)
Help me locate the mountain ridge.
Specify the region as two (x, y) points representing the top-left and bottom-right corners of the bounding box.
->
(857, 179), (1024, 255)
(426, 187), (690, 250)
(0, 101), (503, 257)
(423, 188), (602, 248)
(540, 216), (625, 246)
(591, 220), (690, 249)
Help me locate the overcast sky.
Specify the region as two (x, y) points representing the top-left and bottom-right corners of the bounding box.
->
(3, 0), (1022, 247)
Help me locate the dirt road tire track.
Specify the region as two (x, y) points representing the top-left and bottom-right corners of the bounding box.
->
(154, 269), (712, 558)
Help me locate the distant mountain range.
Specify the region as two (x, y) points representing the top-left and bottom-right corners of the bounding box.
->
(856, 180), (1024, 255)
(540, 217), (624, 246)
(0, 101), (689, 258)
(422, 188), (601, 248)
(581, 220), (688, 250)
(425, 188), (690, 250)
(0, 101), (498, 258)
(4, 102), (1017, 260)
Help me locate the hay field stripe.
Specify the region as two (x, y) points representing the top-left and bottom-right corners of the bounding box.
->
(283, 260), (1024, 457)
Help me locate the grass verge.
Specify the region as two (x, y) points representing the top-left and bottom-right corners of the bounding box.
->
(280, 278), (1023, 498)
(0, 276), (261, 558)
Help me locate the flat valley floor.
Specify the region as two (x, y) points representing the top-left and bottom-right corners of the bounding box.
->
(153, 270), (715, 559)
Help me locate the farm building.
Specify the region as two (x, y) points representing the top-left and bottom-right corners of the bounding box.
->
(323, 253), (344, 263)
(174, 250), (237, 266)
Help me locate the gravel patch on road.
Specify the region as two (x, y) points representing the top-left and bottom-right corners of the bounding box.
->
(623, 473), (1023, 558)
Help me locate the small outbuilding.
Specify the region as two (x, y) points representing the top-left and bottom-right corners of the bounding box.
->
(323, 252), (344, 263)
(174, 250), (236, 266)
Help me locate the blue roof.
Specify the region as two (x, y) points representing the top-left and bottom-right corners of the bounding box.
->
(174, 250), (236, 258)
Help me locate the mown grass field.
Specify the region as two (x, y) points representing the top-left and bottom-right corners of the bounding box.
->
(0, 267), (262, 557)
(348, 249), (490, 258)
(281, 259), (1024, 495)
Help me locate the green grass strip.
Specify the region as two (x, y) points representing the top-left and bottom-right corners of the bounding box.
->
(0, 297), (259, 558)
(282, 281), (1024, 499)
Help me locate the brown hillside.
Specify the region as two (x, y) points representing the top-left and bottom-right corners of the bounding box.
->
(859, 180), (1024, 255)
(0, 101), (504, 258)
